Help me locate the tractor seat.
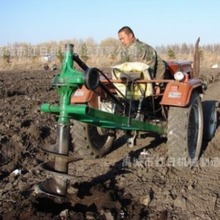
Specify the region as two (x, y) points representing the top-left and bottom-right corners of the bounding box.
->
(112, 62), (153, 99)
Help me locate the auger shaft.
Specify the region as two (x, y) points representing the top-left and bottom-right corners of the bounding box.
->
(38, 44), (85, 197)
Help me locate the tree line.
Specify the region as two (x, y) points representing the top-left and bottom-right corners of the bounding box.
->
(1, 38), (220, 66)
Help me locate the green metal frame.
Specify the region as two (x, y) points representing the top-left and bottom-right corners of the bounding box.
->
(42, 103), (164, 134)
(41, 44), (165, 135)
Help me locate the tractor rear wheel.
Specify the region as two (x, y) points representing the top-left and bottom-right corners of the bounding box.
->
(70, 121), (116, 159)
(202, 100), (217, 141)
(167, 91), (203, 166)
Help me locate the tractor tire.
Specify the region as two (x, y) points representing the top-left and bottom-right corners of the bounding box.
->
(167, 91), (203, 165)
(70, 120), (116, 159)
(202, 100), (217, 141)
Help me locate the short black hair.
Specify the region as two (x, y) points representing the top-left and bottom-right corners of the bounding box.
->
(118, 26), (135, 37)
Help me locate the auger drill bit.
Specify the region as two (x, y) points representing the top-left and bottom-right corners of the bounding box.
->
(37, 44), (86, 198)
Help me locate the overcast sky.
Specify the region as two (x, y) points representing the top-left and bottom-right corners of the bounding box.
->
(0, 0), (219, 47)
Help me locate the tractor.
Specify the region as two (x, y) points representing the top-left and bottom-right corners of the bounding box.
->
(36, 43), (218, 199)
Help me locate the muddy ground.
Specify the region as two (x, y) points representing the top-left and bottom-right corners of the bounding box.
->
(0, 67), (220, 220)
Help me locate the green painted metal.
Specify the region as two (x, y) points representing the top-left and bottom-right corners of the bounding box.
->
(49, 44), (85, 125)
(41, 43), (165, 135)
(41, 103), (164, 134)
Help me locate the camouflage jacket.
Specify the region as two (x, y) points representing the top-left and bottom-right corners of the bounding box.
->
(117, 39), (165, 79)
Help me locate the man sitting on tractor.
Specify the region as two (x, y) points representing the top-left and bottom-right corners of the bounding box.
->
(117, 26), (166, 79)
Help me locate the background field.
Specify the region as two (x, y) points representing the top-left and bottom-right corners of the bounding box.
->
(0, 38), (220, 70)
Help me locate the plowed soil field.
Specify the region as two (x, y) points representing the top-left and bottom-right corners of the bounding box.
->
(0, 67), (220, 220)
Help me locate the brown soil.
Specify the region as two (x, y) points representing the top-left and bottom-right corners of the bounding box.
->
(0, 67), (220, 220)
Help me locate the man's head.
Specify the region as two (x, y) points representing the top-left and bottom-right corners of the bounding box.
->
(118, 26), (135, 47)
